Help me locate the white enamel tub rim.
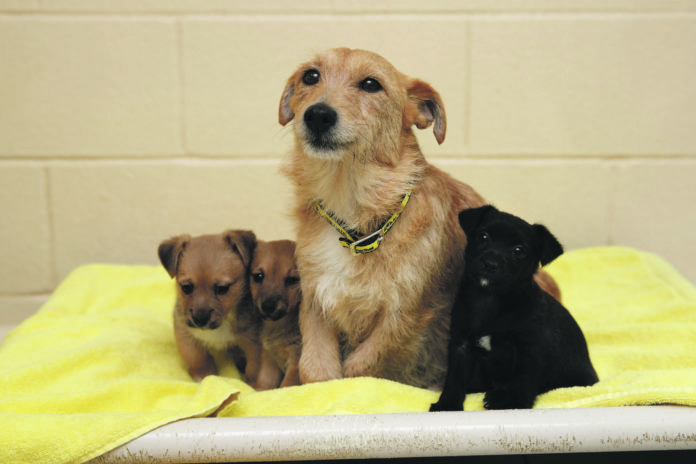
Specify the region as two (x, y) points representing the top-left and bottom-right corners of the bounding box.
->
(92, 405), (696, 463)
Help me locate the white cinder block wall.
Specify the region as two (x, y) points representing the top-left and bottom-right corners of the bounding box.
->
(1, 1), (695, 326)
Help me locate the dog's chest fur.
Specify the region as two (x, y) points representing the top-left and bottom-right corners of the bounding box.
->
(190, 316), (238, 352)
(304, 222), (429, 340)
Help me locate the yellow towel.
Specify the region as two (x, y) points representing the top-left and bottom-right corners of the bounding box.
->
(1, 247), (695, 463)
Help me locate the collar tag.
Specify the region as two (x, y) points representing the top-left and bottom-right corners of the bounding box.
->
(314, 189), (412, 256)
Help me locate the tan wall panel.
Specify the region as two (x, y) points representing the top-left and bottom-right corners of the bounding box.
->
(0, 296), (49, 325)
(470, 16), (696, 156)
(0, 165), (52, 293)
(50, 161), (295, 281)
(613, 161), (696, 283)
(3, 1), (696, 13)
(0, 18), (182, 157)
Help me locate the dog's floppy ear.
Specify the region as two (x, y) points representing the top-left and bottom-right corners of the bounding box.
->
(279, 72), (298, 126)
(533, 224), (564, 266)
(458, 205), (497, 236)
(224, 229), (257, 268)
(406, 79), (447, 144)
(158, 235), (191, 278)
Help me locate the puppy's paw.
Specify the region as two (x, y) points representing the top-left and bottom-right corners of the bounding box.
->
(484, 390), (535, 410)
(483, 390), (512, 410)
(429, 400), (463, 412)
(188, 365), (217, 382)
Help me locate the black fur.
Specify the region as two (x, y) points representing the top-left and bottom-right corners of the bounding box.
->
(431, 205), (598, 411)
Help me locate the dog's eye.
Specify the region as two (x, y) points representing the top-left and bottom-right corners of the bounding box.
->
(479, 231), (490, 241)
(214, 283), (231, 296)
(302, 69), (320, 86)
(252, 271), (265, 283)
(512, 246), (527, 259)
(359, 77), (383, 93)
(285, 275), (300, 287)
(180, 283), (194, 295)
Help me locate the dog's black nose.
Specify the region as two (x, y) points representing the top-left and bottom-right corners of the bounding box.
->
(304, 103), (337, 134)
(259, 297), (287, 321)
(189, 308), (213, 328)
(481, 256), (500, 273)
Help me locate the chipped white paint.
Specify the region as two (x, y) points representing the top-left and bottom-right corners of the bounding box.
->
(91, 406), (696, 462)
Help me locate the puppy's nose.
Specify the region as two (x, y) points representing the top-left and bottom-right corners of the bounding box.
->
(304, 103), (337, 134)
(259, 297), (287, 321)
(481, 256), (500, 273)
(260, 298), (277, 314)
(189, 308), (213, 328)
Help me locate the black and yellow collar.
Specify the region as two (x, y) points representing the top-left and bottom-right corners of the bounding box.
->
(313, 190), (412, 256)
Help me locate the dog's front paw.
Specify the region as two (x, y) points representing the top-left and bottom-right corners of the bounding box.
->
(342, 352), (376, 379)
(299, 356), (343, 384)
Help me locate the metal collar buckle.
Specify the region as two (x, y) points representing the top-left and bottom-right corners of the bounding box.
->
(348, 229), (385, 256)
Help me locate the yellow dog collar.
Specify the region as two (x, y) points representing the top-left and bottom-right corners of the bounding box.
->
(313, 190), (412, 256)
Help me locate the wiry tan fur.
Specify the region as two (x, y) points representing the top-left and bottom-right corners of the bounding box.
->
(278, 48), (558, 388)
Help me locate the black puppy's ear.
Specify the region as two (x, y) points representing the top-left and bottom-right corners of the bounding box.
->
(158, 234), (191, 278)
(458, 205), (497, 236)
(224, 230), (257, 269)
(533, 224), (564, 266)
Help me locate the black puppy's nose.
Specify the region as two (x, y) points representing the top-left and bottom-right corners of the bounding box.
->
(481, 256), (500, 273)
(189, 308), (213, 328)
(303, 103), (337, 134)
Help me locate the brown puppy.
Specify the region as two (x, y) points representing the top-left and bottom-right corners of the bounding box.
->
(158, 230), (266, 387)
(249, 240), (302, 388)
(279, 47), (559, 388)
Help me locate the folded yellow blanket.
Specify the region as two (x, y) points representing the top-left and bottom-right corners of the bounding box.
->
(1, 247), (695, 463)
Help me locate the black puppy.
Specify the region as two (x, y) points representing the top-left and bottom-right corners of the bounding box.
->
(431, 205), (598, 411)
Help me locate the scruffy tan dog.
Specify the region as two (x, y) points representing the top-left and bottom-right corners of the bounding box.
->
(158, 230), (268, 387)
(249, 240), (302, 388)
(278, 47), (560, 388)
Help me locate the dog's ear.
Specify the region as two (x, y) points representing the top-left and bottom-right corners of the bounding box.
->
(224, 229), (257, 268)
(279, 72), (298, 126)
(458, 205), (497, 236)
(406, 79), (447, 144)
(533, 224), (564, 266)
(158, 235), (190, 278)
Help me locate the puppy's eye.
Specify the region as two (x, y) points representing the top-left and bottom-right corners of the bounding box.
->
(214, 283), (231, 296)
(252, 271), (265, 283)
(180, 283), (194, 295)
(285, 275), (300, 287)
(512, 246), (527, 259)
(359, 77), (383, 93)
(302, 69), (320, 86)
(479, 231), (490, 241)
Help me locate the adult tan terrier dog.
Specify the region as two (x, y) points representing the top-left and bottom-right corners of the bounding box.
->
(279, 48), (559, 388)
(249, 240), (302, 388)
(158, 230), (267, 387)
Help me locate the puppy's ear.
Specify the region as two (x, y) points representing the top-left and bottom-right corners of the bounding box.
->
(406, 79), (447, 144)
(458, 205), (497, 236)
(158, 235), (190, 278)
(279, 72), (298, 126)
(224, 230), (257, 268)
(533, 224), (564, 266)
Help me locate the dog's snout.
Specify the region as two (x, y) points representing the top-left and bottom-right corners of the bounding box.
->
(304, 103), (337, 135)
(189, 308), (213, 328)
(259, 296), (287, 321)
(481, 255), (501, 274)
